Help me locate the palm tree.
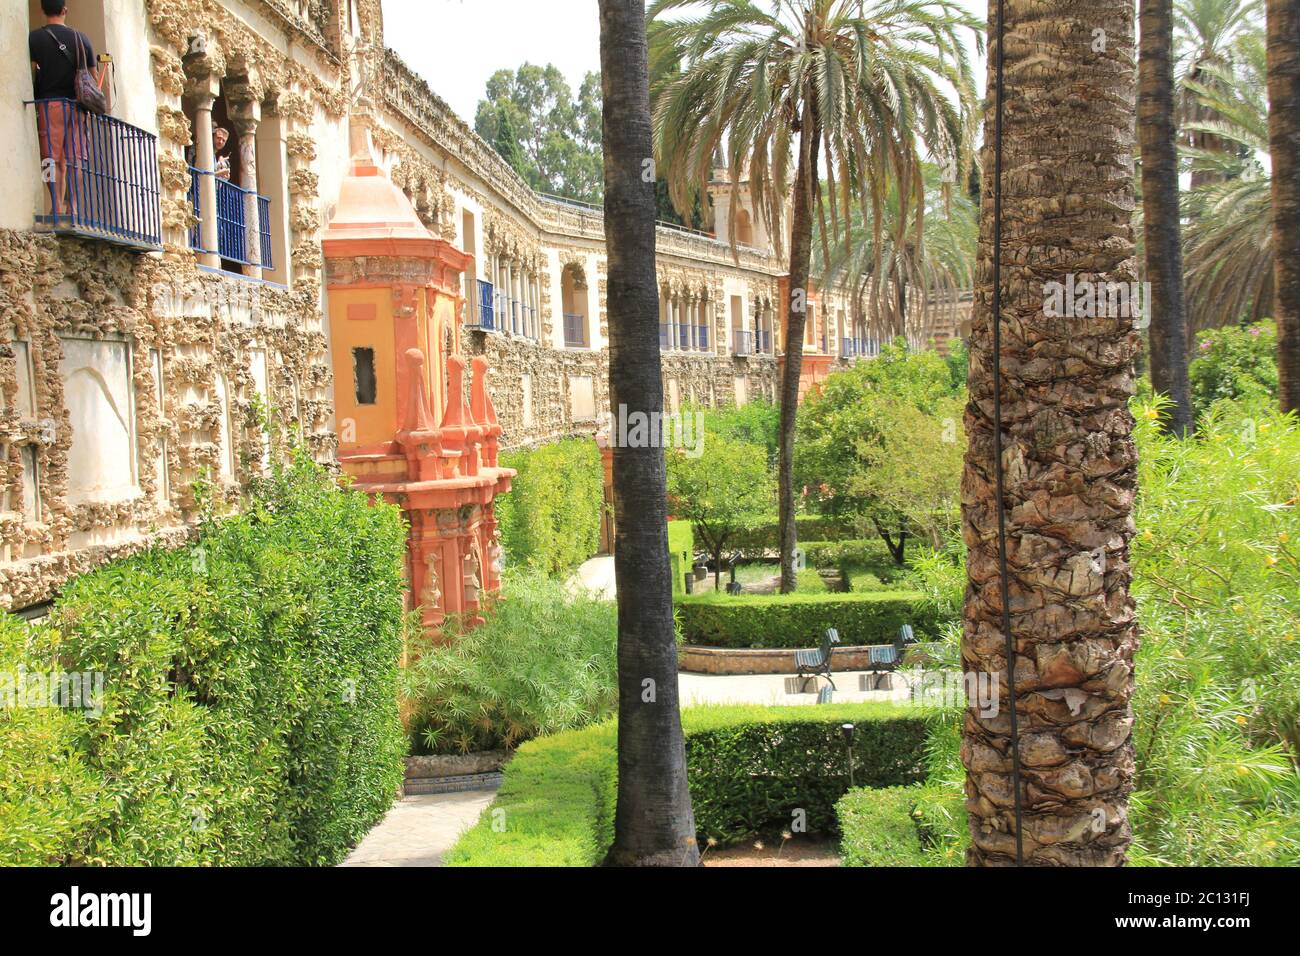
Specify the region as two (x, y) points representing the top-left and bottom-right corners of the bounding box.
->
(648, 0), (979, 592)
(1141, 0), (1195, 436)
(1265, 0), (1300, 413)
(962, 0), (1140, 865)
(597, 0), (699, 867)
(1182, 32), (1274, 334)
(1175, 0), (1263, 188)
(816, 162), (977, 346)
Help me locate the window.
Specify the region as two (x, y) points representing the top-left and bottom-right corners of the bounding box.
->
(352, 347), (377, 405)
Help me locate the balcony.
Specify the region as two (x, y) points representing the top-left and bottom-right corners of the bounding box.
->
(733, 330), (754, 356)
(28, 99), (162, 251)
(468, 279), (497, 331)
(696, 325), (710, 351)
(841, 337), (858, 357)
(756, 329), (772, 354)
(659, 325), (671, 350)
(563, 313), (587, 348)
(189, 167), (272, 269)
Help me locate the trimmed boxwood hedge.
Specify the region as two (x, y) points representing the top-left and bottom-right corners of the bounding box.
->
(497, 438), (605, 575)
(836, 784), (967, 867)
(730, 516), (856, 555)
(0, 454), (408, 866)
(675, 590), (943, 648)
(445, 703), (929, 866)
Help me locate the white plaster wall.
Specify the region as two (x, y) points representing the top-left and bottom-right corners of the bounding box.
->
(1, 5), (44, 231)
(61, 337), (137, 505)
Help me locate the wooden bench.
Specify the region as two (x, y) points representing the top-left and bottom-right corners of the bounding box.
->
(795, 627), (840, 692)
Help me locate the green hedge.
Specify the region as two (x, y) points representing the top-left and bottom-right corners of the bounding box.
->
(0, 455), (408, 866)
(675, 590), (942, 648)
(445, 703), (928, 866)
(730, 516), (856, 555)
(668, 520), (694, 597)
(837, 784), (966, 867)
(497, 439), (605, 575)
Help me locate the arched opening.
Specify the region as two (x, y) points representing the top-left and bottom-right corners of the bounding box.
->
(735, 207), (754, 246)
(562, 264), (588, 348)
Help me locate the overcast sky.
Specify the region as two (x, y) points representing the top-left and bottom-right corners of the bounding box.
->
(381, 0), (989, 126)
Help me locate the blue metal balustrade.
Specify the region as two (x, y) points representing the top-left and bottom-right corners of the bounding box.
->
(696, 325), (710, 350)
(29, 99), (162, 250)
(733, 329), (754, 356)
(189, 167), (273, 269)
(841, 337), (858, 357)
(659, 325), (671, 350)
(756, 329), (772, 354)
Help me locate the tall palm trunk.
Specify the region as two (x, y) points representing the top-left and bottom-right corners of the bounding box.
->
(1267, 0), (1300, 413)
(598, 0), (699, 867)
(778, 102), (821, 594)
(962, 0), (1140, 866)
(1140, 0), (1195, 435)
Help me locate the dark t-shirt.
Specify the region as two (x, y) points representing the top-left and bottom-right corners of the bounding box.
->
(29, 25), (95, 101)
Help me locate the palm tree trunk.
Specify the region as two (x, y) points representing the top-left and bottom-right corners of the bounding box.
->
(778, 101), (821, 594)
(1267, 0), (1300, 413)
(962, 0), (1140, 866)
(1139, 0), (1195, 435)
(597, 0), (699, 867)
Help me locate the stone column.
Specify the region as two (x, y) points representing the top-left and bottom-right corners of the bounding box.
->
(184, 72), (221, 268)
(230, 105), (263, 280)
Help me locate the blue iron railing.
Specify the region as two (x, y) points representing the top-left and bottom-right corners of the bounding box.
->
(471, 280), (497, 330)
(696, 325), (710, 350)
(756, 329), (772, 354)
(841, 337), (858, 357)
(678, 324), (692, 350)
(659, 325), (671, 350)
(189, 167), (272, 269)
(563, 313), (586, 348)
(29, 98), (162, 250)
(733, 329), (754, 356)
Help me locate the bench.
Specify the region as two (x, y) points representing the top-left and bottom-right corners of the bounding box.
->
(817, 685), (834, 704)
(795, 627), (840, 692)
(864, 624), (919, 671)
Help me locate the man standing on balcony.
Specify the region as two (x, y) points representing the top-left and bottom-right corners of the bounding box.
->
(28, 1), (99, 218)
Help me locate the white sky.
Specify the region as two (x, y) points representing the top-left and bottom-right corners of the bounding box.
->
(381, 0), (989, 126)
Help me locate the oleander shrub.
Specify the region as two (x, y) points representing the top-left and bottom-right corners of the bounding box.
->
(497, 438), (605, 575)
(675, 590), (942, 648)
(1188, 320), (1278, 417)
(402, 571), (618, 755)
(445, 703), (928, 866)
(0, 450), (408, 866)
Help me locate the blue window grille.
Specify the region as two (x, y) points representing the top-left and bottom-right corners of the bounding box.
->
(29, 98), (162, 250)
(189, 167), (273, 269)
(733, 329), (754, 356)
(472, 280), (496, 330)
(563, 313), (586, 348)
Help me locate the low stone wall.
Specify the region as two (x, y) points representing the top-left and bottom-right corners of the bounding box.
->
(680, 644), (887, 675)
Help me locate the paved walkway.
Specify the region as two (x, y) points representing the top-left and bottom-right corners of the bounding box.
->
(568, 554), (617, 600)
(341, 788), (497, 867)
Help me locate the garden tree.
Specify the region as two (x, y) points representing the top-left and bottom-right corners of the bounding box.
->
(1140, 0), (1196, 436)
(1266, 0), (1300, 413)
(597, 0), (699, 867)
(475, 64), (604, 203)
(847, 397), (965, 553)
(1175, 0), (1263, 188)
(795, 342), (959, 564)
(1182, 29), (1276, 333)
(648, 0), (979, 594)
(665, 436), (775, 590)
(962, 0), (1141, 866)
(816, 163), (978, 344)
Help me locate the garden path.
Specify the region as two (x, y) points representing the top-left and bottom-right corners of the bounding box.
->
(341, 788), (498, 867)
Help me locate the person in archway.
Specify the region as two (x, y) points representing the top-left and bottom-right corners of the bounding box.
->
(29, 1), (103, 218)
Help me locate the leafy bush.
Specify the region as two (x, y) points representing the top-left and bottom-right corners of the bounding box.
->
(0, 451), (408, 866)
(497, 438), (605, 575)
(403, 571), (618, 755)
(675, 590), (942, 648)
(1188, 320), (1279, 416)
(693, 397), (781, 465)
(836, 784), (967, 867)
(728, 516), (858, 555)
(445, 703), (928, 866)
